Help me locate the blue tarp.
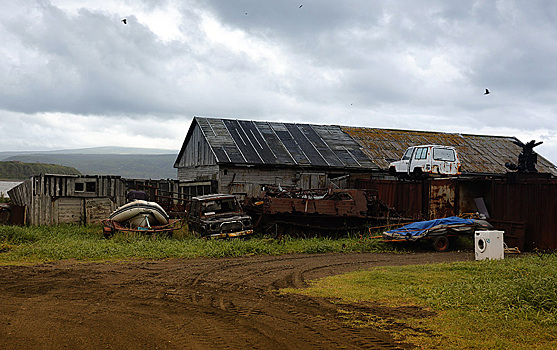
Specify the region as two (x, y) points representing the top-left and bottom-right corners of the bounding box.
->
(385, 216), (475, 240)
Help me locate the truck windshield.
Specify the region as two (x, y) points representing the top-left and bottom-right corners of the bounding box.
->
(401, 148), (414, 160)
(201, 198), (239, 215)
(433, 148), (455, 161)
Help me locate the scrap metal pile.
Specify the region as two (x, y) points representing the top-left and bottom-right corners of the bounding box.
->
(243, 186), (403, 236)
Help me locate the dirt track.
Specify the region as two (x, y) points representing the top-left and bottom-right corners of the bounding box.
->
(0, 252), (473, 349)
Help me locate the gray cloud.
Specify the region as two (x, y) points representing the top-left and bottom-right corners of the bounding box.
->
(1, 0), (557, 163)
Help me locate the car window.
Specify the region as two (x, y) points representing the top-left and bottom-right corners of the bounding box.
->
(401, 148), (413, 160)
(414, 147), (428, 160)
(433, 148), (455, 161)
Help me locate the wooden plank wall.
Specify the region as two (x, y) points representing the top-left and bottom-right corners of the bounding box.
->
(176, 124), (216, 167)
(177, 165), (219, 182)
(9, 175), (127, 225)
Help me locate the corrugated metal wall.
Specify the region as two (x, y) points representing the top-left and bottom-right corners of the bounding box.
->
(358, 180), (425, 220)
(491, 179), (557, 251)
(358, 176), (557, 251)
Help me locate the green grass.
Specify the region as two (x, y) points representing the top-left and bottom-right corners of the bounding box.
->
(287, 254), (557, 349)
(0, 224), (394, 263)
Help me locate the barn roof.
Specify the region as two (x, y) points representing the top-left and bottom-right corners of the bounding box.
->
(175, 117), (380, 170)
(342, 127), (557, 175)
(175, 117), (557, 176)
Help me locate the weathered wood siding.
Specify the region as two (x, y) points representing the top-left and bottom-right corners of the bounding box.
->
(218, 167), (298, 196)
(177, 165), (219, 182)
(8, 174), (126, 225)
(176, 124), (216, 168)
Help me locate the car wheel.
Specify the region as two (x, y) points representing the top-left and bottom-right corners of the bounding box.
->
(432, 236), (450, 252)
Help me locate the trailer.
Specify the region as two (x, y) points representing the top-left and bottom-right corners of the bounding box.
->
(382, 216), (493, 252)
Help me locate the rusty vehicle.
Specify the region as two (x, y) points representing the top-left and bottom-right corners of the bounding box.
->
(185, 194), (253, 238)
(243, 187), (402, 236)
(389, 145), (461, 179)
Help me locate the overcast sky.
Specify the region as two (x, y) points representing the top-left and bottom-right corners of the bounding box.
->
(2, 0), (557, 163)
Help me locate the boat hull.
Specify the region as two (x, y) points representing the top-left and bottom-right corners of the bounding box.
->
(109, 200), (169, 227)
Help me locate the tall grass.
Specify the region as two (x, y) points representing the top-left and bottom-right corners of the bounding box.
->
(0, 224), (393, 263)
(411, 254), (557, 324)
(290, 254), (557, 349)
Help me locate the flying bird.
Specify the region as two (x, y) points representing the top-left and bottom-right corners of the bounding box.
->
(299, 4), (303, 8)
(484, 88), (490, 95)
(121, 18), (127, 24)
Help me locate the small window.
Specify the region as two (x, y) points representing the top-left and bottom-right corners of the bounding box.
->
(86, 182), (96, 192)
(75, 183), (84, 192)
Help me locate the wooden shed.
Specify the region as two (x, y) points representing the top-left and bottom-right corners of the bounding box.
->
(174, 117), (380, 197)
(8, 174), (126, 225)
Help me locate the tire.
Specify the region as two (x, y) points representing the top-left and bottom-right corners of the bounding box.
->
(389, 166), (397, 176)
(412, 168), (423, 180)
(432, 236), (450, 252)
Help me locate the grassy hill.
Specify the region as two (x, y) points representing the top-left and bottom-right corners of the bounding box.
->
(0, 161), (81, 180)
(5, 154), (177, 179)
(0, 146), (176, 161)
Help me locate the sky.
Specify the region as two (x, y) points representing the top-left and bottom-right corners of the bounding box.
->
(2, 0), (557, 163)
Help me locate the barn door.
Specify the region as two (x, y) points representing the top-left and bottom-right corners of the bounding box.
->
(54, 198), (83, 224)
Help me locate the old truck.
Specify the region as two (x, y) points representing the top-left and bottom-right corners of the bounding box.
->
(389, 145), (461, 179)
(185, 194), (254, 238)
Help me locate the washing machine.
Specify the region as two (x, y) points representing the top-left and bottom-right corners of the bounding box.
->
(475, 230), (504, 261)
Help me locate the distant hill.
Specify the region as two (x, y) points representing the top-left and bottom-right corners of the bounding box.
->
(1, 147), (179, 179)
(0, 161), (81, 180)
(5, 154), (177, 179)
(0, 146), (175, 161)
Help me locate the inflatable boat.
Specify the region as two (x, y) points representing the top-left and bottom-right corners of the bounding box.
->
(109, 200), (169, 228)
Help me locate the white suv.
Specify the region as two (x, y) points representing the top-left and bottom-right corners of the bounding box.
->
(388, 145), (461, 179)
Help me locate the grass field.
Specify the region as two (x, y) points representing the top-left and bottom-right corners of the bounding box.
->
(287, 253), (557, 349)
(0, 224), (393, 263)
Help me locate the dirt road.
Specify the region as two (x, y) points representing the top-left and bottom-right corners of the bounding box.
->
(0, 252), (472, 349)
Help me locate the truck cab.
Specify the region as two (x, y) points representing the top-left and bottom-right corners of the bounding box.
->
(185, 194), (253, 238)
(388, 145), (461, 179)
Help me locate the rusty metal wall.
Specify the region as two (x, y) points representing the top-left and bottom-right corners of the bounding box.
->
(491, 179), (557, 251)
(359, 176), (557, 251)
(428, 180), (456, 219)
(359, 180), (425, 220)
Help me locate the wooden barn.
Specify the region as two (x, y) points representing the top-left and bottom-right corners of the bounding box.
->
(174, 117), (557, 197)
(174, 117), (380, 197)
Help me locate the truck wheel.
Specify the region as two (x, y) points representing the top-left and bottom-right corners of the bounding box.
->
(389, 166), (397, 176)
(432, 236), (449, 252)
(412, 168), (429, 180)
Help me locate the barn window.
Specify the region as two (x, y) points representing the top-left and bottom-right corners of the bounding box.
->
(75, 183), (84, 192)
(86, 182), (96, 192)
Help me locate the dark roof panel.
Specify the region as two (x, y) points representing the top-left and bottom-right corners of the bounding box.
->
(252, 121), (295, 164)
(285, 124), (328, 166)
(193, 117), (379, 170)
(298, 124), (344, 167)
